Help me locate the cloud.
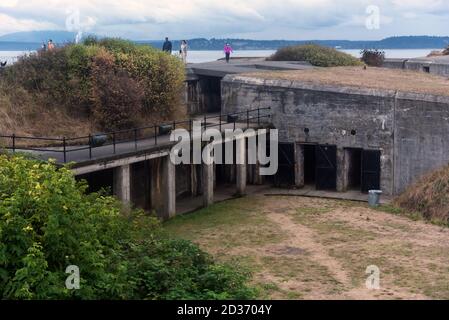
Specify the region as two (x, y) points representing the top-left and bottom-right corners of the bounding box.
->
(0, 13), (56, 34)
(0, 0), (448, 39)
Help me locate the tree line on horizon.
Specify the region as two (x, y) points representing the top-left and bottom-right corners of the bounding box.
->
(1, 33), (449, 51)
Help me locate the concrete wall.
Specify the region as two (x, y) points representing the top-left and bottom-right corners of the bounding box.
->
(383, 58), (449, 77)
(394, 93), (449, 194)
(222, 75), (449, 195)
(186, 76), (222, 115)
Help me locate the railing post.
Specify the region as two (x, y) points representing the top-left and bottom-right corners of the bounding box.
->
(88, 134), (92, 159)
(12, 134), (16, 153)
(190, 119), (193, 137)
(134, 129), (138, 150)
(63, 137), (67, 163)
(219, 114), (222, 132)
(258, 108), (260, 126)
(154, 126), (158, 145)
(173, 121), (176, 131)
(204, 115), (207, 132)
(112, 132), (116, 154)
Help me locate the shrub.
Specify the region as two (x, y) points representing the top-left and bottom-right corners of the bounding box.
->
(361, 49), (385, 67)
(89, 51), (144, 130)
(395, 164), (449, 226)
(0, 155), (256, 300)
(268, 44), (363, 67)
(0, 38), (185, 137)
(443, 46), (449, 55)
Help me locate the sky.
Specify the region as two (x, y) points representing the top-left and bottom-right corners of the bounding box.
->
(0, 0), (448, 40)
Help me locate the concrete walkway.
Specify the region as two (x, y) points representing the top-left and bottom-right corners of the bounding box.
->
(187, 58), (313, 78)
(16, 114), (266, 165)
(176, 184), (392, 216)
(265, 185), (393, 204)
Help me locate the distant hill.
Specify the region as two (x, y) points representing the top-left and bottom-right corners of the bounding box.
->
(1, 31), (448, 51)
(139, 36), (449, 50)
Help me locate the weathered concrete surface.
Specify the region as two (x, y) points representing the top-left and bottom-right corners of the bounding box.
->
(163, 156), (176, 220)
(383, 56), (449, 77)
(236, 138), (247, 195)
(394, 92), (449, 195)
(294, 143), (305, 188)
(222, 75), (449, 195)
(202, 161), (214, 207)
(113, 164), (131, 204)
(186, 59), (314, 114)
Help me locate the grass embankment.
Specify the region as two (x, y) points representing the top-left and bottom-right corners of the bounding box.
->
(395, 165), (449, 226)
(244, 66), (449, 97)
(268, 44), (363, 67)
(165, 195), (449, 300)
(0, 38), (186, 143)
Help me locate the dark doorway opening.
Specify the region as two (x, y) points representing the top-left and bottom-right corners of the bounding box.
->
(303, 144), (316, 186)
(315, 145), (337, 191)
(131, 161), (151, 211)
(199, 76), (222, 113)
(76, 168), (114, 195)
(274, 143), (295, 187)
(361, 150), (381, 193)
(346, 148), (362, 190)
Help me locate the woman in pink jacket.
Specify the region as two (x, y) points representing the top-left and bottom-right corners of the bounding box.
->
(224, 43), (233, 63)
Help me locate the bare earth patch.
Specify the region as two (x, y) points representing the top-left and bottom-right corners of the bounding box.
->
(164, 195), (449, 300)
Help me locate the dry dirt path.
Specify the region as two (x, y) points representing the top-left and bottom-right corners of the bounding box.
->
(164, 195), (449, 300)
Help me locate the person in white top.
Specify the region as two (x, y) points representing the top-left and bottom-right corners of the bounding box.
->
(180, 40), (188, 64)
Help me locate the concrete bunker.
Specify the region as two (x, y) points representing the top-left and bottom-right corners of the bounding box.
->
(186, 75), (223, 114)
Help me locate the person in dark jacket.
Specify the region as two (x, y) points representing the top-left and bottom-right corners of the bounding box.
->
(162, 37), (173, 54)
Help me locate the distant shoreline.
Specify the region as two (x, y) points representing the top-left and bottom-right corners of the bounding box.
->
(1, 35), (448, 51)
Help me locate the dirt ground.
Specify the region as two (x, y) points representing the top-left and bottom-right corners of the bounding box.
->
(164, 195), (449, 300)
(244, 67), (449, 97)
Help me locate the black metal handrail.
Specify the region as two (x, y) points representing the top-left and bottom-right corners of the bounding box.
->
(0, 107), (272, 163)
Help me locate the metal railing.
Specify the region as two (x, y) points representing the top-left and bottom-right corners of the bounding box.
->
(0, 107), (271, 163)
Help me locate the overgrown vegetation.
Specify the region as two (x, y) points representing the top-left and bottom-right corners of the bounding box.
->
(360, 49), (385, 67)
(0, 38), (185, 139)
(0, 155), (256, 300)
(268, 44), (363, 67)
(395, 165), (449, 226)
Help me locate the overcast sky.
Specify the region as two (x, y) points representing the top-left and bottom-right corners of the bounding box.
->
(0, 0), (448, 40)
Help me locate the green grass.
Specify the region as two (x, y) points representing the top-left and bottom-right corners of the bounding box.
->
(164, 197), (287, 249)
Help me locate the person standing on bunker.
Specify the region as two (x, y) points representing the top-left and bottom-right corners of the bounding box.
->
(162, 37), (173, 54)
(180, 40), (188, 64)
(224, 43), (233, 63)
(47, 39), (55, 51)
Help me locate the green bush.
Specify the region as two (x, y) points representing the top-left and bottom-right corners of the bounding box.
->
(0, 155), (256, 300)
(361, 49), (385, 67)
(268, 44), (363, 67)
(1, 38), (185, 134)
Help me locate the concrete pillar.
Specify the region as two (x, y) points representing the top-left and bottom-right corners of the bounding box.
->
(336, 148), (348, 192)
(202, 162), (214, 207)
(252, 162), (264, 185)
(163, 156), (176, 220)
(294, 143), (305, 188)
(113, 164), (131, 204)
(236, 137), (247, 195)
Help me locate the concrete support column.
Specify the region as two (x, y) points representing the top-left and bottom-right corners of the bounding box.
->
(163, 156), (176, 220)
(336, 148), (348, 192)
(202, 161), (214, 208)
(236, 137), (247, 196)
(114, 164), (131, 204)
(252, 162), (265, 185)
(294, 143), (305, 188)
